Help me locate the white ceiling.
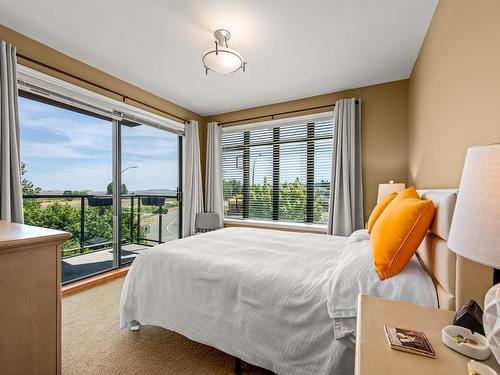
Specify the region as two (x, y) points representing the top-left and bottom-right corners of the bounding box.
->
(0, 0), (437, 116)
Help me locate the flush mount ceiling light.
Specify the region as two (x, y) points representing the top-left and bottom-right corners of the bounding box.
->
(202, 29), (247, 75)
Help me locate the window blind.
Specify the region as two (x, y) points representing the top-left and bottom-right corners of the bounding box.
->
(222, 117), (333, 225)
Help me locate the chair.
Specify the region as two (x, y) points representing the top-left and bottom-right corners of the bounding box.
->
(195, 213), (221, 233)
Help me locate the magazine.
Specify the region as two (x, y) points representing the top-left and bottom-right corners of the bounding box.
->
(384, 325), (436, 358)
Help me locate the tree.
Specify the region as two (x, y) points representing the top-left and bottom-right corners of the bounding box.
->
(21, 162), (41, 195)
(21, 164), (142, 255)
(279, 178), (306, 221)
(224, 177), (331, 224)
(249, 177), (272, 219)
(223, 179), (242, 200)
(23, 195), (142, 255)
(107, 182), (128, 195)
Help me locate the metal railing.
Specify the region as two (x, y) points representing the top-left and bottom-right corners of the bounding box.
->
(23, 193), (179, 257)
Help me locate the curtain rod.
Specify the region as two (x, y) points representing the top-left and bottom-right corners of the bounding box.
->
(16, 53), (190, 124)
(218, 99), (359, 127)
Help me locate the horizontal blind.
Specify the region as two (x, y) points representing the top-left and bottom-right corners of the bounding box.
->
(222, 118), (333, 224)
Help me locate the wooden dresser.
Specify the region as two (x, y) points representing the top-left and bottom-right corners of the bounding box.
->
(0, 221), (71, 375)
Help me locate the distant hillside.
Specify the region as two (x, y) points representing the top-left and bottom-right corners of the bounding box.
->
(37, 189), (177, 196)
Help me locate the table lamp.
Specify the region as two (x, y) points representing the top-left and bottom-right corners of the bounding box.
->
(377, 181), (406, 203)
(447, 144), (500, 364)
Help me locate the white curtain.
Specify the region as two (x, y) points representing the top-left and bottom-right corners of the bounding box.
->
(0, 41), (23, 223)
(205, 122), (223, 228)
(327, 98), (363, 236)
(182, 120), (204, 237)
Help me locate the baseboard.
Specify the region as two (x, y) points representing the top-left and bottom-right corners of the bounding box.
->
(62, 267), (129, 297)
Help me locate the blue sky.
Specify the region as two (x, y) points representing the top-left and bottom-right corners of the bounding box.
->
(19, 96), (179, 192)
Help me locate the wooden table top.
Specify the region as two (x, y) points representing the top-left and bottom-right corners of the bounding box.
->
(356, 294), (500, 375)
(0, 220), (71, 250)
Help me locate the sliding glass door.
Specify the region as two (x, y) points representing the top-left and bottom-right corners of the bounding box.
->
(119, 121), (181, 265)
(19, 91), (182, 283)
(19, 93), (115, 283)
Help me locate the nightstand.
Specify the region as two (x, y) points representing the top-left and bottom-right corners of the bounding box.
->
(356, 295), (500, 375)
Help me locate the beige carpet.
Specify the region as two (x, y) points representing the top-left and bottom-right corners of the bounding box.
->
(63, 277), (272, 375)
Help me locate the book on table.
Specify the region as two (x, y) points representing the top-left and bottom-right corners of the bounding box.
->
(384, 325), (436, 358)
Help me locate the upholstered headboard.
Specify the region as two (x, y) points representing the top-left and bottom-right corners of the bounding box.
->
(417, 189), (493, 311)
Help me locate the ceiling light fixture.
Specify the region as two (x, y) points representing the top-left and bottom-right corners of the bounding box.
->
(202, 29), (247, 75)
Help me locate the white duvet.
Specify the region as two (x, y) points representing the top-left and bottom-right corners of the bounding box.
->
(120, 227), (437, 375)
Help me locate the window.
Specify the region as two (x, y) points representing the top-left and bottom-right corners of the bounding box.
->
(222, 115), (333, 225)
(17, 65), (183, 284)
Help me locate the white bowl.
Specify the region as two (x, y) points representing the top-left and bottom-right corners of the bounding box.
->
(442, 325), (491, 360)
(468, 360), (497, 375)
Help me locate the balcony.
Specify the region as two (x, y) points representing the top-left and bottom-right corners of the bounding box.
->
(23, 193), (180, 284)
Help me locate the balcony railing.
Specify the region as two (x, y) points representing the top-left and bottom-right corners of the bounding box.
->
(23, 193), (179, 283)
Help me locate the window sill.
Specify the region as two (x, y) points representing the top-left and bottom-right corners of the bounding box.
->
(223, 218), (328, 234)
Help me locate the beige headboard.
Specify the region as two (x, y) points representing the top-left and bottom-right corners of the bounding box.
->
(417, 190), (493, 311)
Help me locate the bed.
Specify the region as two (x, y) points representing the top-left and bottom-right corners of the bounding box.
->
(120, 190), (493, 375)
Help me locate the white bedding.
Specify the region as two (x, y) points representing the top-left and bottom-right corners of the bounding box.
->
(326, 230), (438, 349)
(120, 227), (437, 375)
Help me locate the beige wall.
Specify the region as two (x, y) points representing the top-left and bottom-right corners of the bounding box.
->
(408, 0), (500, 188)
(206, 80), (410, 221)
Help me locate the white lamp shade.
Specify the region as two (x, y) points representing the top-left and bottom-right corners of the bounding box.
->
(377, 182), (406, 203)
(202, 47), (244, 74)
(447, 144), (500, 269)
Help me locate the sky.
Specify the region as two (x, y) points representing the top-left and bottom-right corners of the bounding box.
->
(19, 96), (179, 192)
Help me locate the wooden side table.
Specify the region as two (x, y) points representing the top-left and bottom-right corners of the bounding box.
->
(356, 295), (500, 375)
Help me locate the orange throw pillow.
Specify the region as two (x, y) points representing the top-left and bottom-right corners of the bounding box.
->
(371, 188), (435, 280)
(367, 192), (397, 233)
(397, 185), (421, 199)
